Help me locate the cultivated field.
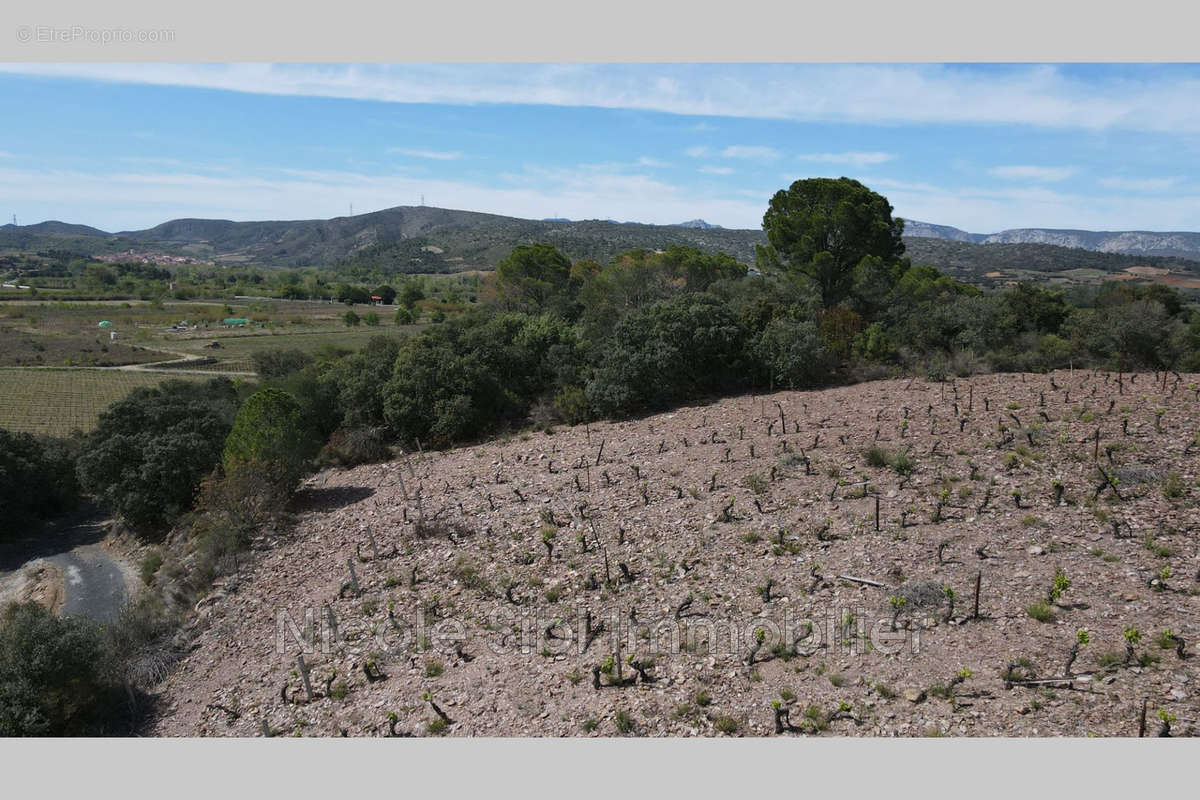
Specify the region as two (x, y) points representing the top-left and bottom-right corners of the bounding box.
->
(151, 370), (1200, 738)
(0, 299), (422, 376)
(0, 369), (207, 435)
(166, 326), (419, 363)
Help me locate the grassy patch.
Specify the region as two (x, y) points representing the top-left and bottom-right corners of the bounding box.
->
(864, 445), (915, 475)
(1026, 602), (1056, 623)
(713, 715), (740, 735)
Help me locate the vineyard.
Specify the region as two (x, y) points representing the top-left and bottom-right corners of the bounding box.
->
(167, 326), (418, 362)
(0, 368), (207, 435)
(153, 369), (1200, 738)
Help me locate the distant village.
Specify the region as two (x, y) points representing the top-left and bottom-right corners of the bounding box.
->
(93, 249), (211, 266)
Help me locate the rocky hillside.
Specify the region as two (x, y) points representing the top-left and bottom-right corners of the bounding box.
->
(149, 371), (1199, 737)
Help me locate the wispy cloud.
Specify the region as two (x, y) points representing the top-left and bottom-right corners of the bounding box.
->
(988, 165), (1076, 182)
(720, 145), (778, 161)
(796, 151), (894, 167)
(636, 156), (670, 168)
(684, 146), (710, 158)
(116, 156), (189, 168)
(1098, 176), (1180, 192)
(6, 63), (1200, 133)
(700, 166), (734, 175)
(388, 148), (464, 160)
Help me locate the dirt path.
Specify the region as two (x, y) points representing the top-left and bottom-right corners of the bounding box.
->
(0, 507), (138, 622)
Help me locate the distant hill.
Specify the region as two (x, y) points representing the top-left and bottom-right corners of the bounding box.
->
(904, 220), (1200, 260)
(3, 207), (1200, 285)
(0, 221), (111, 237)
(88, 206), (771, 269)
(902, 220), (986, 243)
(903, 237), (1200, 287)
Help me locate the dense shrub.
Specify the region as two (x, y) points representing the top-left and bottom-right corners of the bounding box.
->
(753, 316), (833, 390)
(552, 386), (591, 425)
(320, 335), (401, 430)
(318, 426), (391, 467)
(250, 347), (313, 378)
(0, 602), (131, 736)
(382, 313), (571, 445)
(76, 378), (238, 537)
(187, 465), (292, 591)
(587, 293), (750, 417)
(0, 430), (81, 537)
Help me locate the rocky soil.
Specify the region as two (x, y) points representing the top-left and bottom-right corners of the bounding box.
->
(149, 370), (1200, 737)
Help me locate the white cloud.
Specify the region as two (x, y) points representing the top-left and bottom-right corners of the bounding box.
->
(861, 175), (1200, 233)
(684, 146), (710, 158)
(988, 165), (1076, 182)
(6, 63), (1200, 133)
(699, 166), (734, 175)
(796, 151), (894, 167)
(720, 145), (779, 160)
(1098, 176), (1180, 193)
(388, 148), (463, 160)
(636, 156), (670, 168)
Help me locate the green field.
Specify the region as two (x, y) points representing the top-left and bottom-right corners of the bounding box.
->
(0, 300), (425, 435)
(167, 325), (421, 363)
(0, 298), (424, 376)
(0, 368), (213, 435)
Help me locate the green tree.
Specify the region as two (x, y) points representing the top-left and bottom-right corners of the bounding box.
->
(381, 313), (570, 446)
(250, 348), (312, 378)
(223, 388), (309, 489)
(493, 243), (578, 316)
(586, 293), (750, 417)
(753, 316), (833, 390)
(1002, 283), (1068, 335)
(1071, 301), (1187, 371)
(76, 379), (238, 536)
(759, 177), (906, 309)
(364, 312), (381, 327)
(399, 282), (425, 310)
(336, 285), (371, 305)
(373, 284), (397, 305)
(322, 335), (402, 430)
(343, 310), (361, 327)
(0, 431), (80, 538)
(0, 602), (129, 736)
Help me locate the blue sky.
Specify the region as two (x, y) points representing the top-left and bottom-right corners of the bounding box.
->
(1, 63), (1199, 233)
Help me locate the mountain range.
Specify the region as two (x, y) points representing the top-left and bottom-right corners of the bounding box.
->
(902, 220), (1200, 260)
(2, 206), (1199, 275)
